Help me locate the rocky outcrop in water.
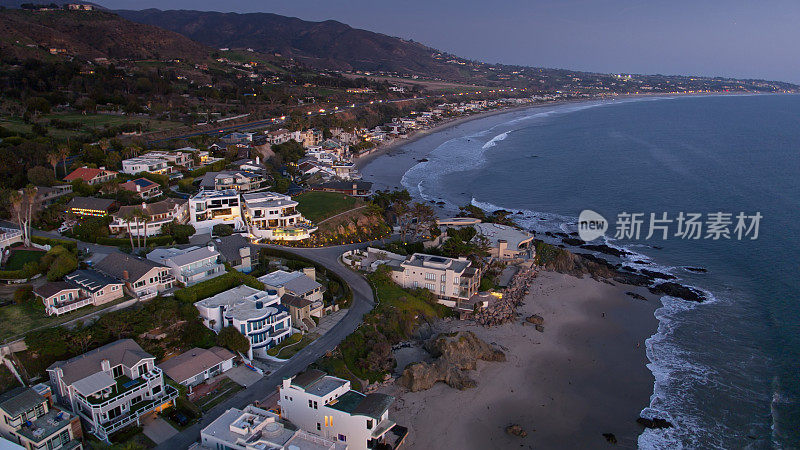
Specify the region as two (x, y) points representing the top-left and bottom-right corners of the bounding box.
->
(398, 331), (505, 392)
(649, 282), (706, 302)
(506, 424), (528, 437)
(637, 417), (674, 429)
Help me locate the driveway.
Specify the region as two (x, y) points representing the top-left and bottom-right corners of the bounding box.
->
(311, 308), (347, 335)
(142, 416), (178, 444)
(225, 365), (263, 388)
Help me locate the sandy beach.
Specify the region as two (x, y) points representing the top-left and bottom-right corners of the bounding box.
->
(381, 271), (659, 449)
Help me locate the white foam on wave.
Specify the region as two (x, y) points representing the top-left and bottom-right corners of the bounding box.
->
(482, 131), (509, 149)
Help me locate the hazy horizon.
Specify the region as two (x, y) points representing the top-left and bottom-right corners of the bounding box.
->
(63, 1), (800, 84)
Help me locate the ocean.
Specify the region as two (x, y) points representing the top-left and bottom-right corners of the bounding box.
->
(392, 94), (800, 448)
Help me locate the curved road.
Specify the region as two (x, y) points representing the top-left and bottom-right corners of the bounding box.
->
(155, 242), (376, 450)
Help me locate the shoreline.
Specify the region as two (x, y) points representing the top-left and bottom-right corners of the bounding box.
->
(381, 271), (660, 448)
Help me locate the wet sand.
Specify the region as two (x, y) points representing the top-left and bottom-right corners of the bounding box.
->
(380, 271), (659, 449)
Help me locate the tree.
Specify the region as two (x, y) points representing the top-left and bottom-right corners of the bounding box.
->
(26, 97), (51, 114)
(216, 326), (250, 355)
(47, 152), (60, 178)
(121, 209), (136, 249)
(58, 146), (69, 178)
(13, 285), (34, 304)
(27, 166), (54, 186)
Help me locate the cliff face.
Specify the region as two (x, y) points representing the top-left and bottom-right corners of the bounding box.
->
(398, 331), (505, 392)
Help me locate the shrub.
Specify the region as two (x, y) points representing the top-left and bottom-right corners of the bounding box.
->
(212, 224), (233, 237)
(31, 236), (77, 253)
(13, 285), (34, 304)
(46, 254), (78, 281)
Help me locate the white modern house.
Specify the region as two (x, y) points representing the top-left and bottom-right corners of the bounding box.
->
(189, 189), (244, 233)
(258, 269), (324, 303)
(109, 199), (189, 237)
(241, 191), (316, 241)
(143, 151), (194, 169)
(46, 340), (179, 443)
(200, 405), (345, 450)
(146, 246), (224, 286)
(93, 253), (174, 300)
(121, 157), (170, 175)
(279, 370), (399, 450)
(194, 285), (292, 359)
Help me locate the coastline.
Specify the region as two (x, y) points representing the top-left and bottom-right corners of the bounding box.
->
(381, 271), (660, 448)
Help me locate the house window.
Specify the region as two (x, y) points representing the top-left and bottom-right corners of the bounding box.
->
(316, 423), (321, 431)
(367, 419), (373, 429)
(440, 285), (445, 293)
(308, 400), (313, 408)
(425, 283), (435, 291)
(138, 364), (147, 377)
(441, 274), (446, 282)
(338, 434), (347, 442)
(453, 277), (461, 284)
(425, 273), (436, 280)
(112, 365), (123, 378)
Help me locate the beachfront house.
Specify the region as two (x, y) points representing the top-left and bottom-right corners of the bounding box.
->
(93, 253), (174, 300)
(278, 370), (399, 450)
(389, 253), (481, 308)
(64, 167), (118, 185)
(0, 385), (84, 450)
(194, 285), (292, 359)
(472, 222), (535, 260)
(46, 340), (179, 443)
(207, 235), (255, 273)
(146, 246), (225, 286)
(258, 269), (324, 304)
(241, 192), (316, 241)
(200, 405), (345, 450)
(121, 157), (170, 175)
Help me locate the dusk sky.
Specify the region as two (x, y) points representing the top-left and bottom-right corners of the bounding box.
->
(95, 0), (800, 83)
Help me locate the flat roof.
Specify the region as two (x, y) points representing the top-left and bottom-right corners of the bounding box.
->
(473, 222), (534, 250)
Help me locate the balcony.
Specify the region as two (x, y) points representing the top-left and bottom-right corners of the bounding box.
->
(84, 375), (146, 406)
(50, 297), (93, 316)
(95, 384), (179, 439)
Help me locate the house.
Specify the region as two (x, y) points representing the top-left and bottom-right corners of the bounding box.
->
(230, 157), (265, 173)
(33, 282), (86, 317)
(35, 185), (73, 208)
(64, 167), (117, 186)
(200, 171), (268, 193)
(279, 370), (399, 450)
(143, 151), (194, 169)
(146, 245), (224, 286)
(241, 192), (316, 241)
(207, 235), (255, 273)
(472, 222), (535, 260)
(310, 181), (373, 197)
(158, 347), (235, 390)
(109, 199), (188, 237)
(119, 178), (162, 200)
(63, 269), (125, 307)
(266, 128), (291, 145)
(121, 157), (170, 175)
(188, 189), (243, 232)
(220, 132), (254, 145)
(258, 269), (324, 303)
(200, 405), (345, 450)
(46, 340), (179, 443)
(281, 294), (318, 332)
(66, 197), (115, 217)
(0, 385), (83, 450)
(93, 253), (174, 300)
(388, 253), (481, 308)
(331, 163), (360, 181)
(0, 227), (23, 253)
(194, 285), (292, 359)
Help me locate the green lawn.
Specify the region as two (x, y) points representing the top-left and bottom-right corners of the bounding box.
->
(2, 250), (44, 271)
(267, 332), (319, 359)
(0, 294), (133, 341)
(295, 191), (361, 223)
(370, 272), (452, 319)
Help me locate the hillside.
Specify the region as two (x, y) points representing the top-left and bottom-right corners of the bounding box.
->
(116, 9), (473, 80)
(0, 9), (210, 61)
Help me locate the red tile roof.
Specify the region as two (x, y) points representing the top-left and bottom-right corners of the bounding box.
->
(64, 167), (114, 182)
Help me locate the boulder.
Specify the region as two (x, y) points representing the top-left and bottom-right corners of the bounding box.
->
(526, 314), (544, 325)
(625, 291), (648, 301)
(602, 433), (617, 444)
(636, 417), (674, 429)
(649, 282), (706, 302)
(534, 324), (544, 333)
(506, 424), (528, 437)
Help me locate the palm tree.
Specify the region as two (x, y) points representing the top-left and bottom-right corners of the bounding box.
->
(47, 152), (60, 178)
(58, 146), (69, 178)
(8, 190), (24, 235)
(121, 210), (136, 250)
(139, 210), (151, 249)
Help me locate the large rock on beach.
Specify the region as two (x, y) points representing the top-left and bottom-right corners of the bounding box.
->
(398, 331), (505, 391)
(649, 282), (706, 302)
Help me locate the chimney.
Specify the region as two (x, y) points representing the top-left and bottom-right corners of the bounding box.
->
(302, 267), (316, 280)
(122, 270), (129, 281)
(100, 359), (111, 372)
(100, 166), (106, 170)
(136, 184), (141, 192)
(255, 156), (260, 165)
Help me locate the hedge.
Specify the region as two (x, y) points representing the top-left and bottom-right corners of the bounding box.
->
(174, 270), (265, 304)
(0, 269), (27, 280)
(31, 236), (77, 253)
(258, 247), (353, 308)
(95, 235), (174, 247)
